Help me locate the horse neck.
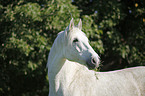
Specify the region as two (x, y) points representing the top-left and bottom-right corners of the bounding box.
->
(47, 31), (65, 75)
(47, 32), (82, 95)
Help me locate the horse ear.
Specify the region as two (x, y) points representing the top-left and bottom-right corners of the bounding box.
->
(69, 18), (74, 32)
(65, 18), (74, 38)
(78, 19), (82, 30)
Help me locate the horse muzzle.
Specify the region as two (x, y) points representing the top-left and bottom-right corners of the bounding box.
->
(86, 56), (100, 69)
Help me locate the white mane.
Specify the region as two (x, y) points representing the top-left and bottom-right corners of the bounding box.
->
(47, 31), (65, 68)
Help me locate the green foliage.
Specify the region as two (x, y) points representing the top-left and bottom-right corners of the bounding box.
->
(73, 0), (145, 70)
(0, 0), (145, 95)
(0, 0), (79, 95)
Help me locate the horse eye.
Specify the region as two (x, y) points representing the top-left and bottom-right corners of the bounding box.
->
(73, 38), (79, 43)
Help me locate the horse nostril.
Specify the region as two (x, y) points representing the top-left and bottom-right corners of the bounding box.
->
(91, 58), (96, 64)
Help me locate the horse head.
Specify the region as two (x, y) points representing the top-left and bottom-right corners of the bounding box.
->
(63, 18), (100, 69)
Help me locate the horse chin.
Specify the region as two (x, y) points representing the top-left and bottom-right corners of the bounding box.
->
(86, 63), (96, 70)
(75, 58), (97, 70)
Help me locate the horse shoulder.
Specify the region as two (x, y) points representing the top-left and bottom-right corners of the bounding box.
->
(66, 64), (98, 96)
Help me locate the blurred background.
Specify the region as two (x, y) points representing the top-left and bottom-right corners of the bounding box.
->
(0, 0), (145, 95)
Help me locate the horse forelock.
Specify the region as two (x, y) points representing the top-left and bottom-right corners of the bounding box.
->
(66, 27), (88, 44)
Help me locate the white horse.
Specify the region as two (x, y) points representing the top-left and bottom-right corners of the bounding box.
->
(47, 18), (145, 96)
